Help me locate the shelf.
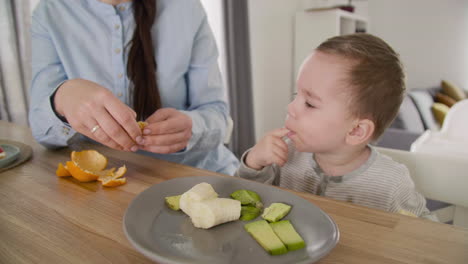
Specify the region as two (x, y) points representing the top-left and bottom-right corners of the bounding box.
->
(293, 8), (369, 83)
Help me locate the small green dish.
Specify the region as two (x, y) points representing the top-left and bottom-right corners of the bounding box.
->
(0, 144), (21, 168)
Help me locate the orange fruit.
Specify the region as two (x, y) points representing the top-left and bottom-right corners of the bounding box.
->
(56, 162), (71, 177)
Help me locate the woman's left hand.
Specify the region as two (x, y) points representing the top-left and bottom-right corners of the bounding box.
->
(140, 108), (193, 154)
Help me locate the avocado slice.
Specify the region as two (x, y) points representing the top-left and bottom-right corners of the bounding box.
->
(240, 206), (262, 221)
(165, 195), (181, 211)
(270, 220), (305, 251)
(244, 220), (288, 255)
(262, 203), (291, 222)
(230, 189), (263, 209)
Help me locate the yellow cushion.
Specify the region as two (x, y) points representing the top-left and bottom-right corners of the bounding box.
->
(441, 80), (466, 101)
(431, 102), (450, 125)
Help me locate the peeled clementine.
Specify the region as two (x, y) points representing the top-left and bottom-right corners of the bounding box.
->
(138, 121), (148, 131)
(56, 162), (71, 177)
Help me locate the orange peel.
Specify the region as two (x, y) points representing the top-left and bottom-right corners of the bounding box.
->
(66, 161), (100, 182)
(71, 150), (108, 172)
(102, 177), (127, 187)
(57, 150), (127, 187)
(56, 162), (71, 177)
(98, 165), (127, 183)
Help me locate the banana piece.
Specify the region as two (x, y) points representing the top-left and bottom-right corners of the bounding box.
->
(190, 198), (241, 229)
(179, 182), (218, 216)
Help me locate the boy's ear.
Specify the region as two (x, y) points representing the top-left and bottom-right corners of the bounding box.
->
(346, 119), (375, 146)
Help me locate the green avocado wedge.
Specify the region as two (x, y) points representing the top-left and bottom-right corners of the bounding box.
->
(164, 195), (181, 211)
(240, 206), (262, 221)
(262, 203), (291, 222)
(230, 189), (263, 209)
(270, 220), (306, 251)
(244, 220), (288, 255)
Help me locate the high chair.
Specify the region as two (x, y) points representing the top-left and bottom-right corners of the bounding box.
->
(410, 99), (468, 157)
(377, 147), (468, 228)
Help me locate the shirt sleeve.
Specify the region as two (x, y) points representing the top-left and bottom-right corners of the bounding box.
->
(29, 2), (75, 149)
(179, 0), (230, 153)
(390, 166), (439, 222)
(235, 149), (280, 185)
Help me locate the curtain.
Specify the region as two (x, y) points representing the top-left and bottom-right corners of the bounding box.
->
(224, 0), (255, 158)
(0, 0), (31, 126)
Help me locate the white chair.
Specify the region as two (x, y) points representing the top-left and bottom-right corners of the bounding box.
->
(377, 147), (468, 228)
(411, 99), (468, 158)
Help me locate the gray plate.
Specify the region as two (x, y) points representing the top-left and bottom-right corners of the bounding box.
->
(0, 144), (20, 168)
(123, 176), (339, 264)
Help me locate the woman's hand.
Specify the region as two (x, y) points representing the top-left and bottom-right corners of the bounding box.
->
(140, 108), (192, 154)
(245, 128), (290, 170)
(54, 79), (142, 151)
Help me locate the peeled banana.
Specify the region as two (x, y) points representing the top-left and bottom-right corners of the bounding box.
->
(179, 182), (241, 229)
(179, 182), (218, 216)
(190, 198), (241, 229)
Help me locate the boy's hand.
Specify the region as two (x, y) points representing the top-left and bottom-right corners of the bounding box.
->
(245, 128), (290, 170)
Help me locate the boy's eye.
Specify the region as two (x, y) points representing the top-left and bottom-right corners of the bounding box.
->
(305, 102), (315, 108)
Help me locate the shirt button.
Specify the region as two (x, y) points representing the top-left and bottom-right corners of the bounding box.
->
(119, 6), (125, 11)
(115, 48), (121, 54)
(117, 73), (123, 78)
(117, 92), (123, 97)
(114, 24), (120, 30)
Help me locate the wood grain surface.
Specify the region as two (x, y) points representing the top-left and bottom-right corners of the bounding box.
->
(0, 120), (467, 264)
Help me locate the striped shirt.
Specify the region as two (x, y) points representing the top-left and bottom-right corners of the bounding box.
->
(236, 140), (435, 219)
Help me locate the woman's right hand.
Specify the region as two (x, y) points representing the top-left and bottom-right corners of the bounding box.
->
(54, 79), (142, 151)
(245, 128), (290, 170)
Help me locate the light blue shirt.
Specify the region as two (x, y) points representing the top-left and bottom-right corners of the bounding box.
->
(30, 0), (239, 175)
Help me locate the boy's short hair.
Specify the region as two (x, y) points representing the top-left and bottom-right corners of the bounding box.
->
(316, 33), (405, 140)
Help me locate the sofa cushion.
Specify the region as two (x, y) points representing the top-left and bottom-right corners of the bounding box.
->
(435, 92), (457, 107)
(391, 95), (425, 133)
(409, 91), (439, 130)
(431, 102), (450, 125)
(441, 80), (466, 101)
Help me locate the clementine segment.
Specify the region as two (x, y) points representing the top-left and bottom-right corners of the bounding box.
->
(138, 121), (148, 131)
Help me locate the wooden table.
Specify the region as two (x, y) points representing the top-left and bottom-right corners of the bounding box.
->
(0, 120), (467, 263)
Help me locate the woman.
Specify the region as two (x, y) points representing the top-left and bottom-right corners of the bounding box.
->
(30, 0), (239, 175)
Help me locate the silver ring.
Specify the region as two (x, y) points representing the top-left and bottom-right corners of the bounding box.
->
(91, 125), (100, 133)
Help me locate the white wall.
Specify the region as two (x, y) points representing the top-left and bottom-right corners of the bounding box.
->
(368, 0), (468, 91)
(248, 0), (468, 141)
(248, 0), (304, 141)
(199, 0), (229, 101)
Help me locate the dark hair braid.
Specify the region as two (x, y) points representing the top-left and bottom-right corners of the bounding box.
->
(127, 0), (161, 120)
